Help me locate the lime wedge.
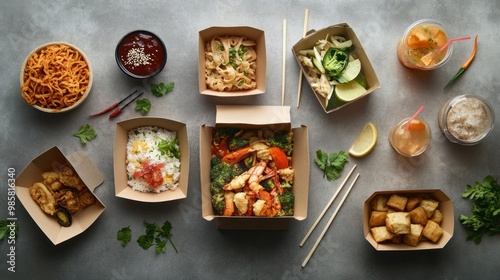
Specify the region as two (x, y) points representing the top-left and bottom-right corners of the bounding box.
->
(335, 80), (367, 102)
(325, 87), (347, 111)
(353, 73), (367, 88)
(340, 59), (361, 82)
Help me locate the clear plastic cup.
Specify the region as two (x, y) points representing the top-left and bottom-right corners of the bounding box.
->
(389, 117), (431, 157)
(397, 19), (453, 70)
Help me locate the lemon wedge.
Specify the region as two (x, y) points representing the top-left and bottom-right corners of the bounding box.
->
(335, 80), (367, 102)
(348, 122), (378, 157)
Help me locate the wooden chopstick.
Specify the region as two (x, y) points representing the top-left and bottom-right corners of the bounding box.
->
(300, 164), (356, 247)
(282, 19), (287, 106)
(296, 8), (309, 108)
(301, 173), (360, 268)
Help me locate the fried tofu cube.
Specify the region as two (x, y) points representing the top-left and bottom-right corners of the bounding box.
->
(406, 196), (423, 211)
(403, 224), (424, 247)
(391, 234), (403, 244)
(409, 206), (428, 226)
(422, 220), (443, 243)
(420, 199), (439, 218)
(369, 211), (387, 227)
(370, 226), (394, 243)
(429, 209), (443, 225)
(371, 195), (389, 211)
(385, 212), (411, 235)
(387, 194), (408, 212)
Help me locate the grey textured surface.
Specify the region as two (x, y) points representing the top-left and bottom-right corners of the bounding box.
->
(1, 0), (499, 279)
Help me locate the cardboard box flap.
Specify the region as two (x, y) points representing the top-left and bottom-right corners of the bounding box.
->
(67, 151), (104, 192)
(216, 105), (291, 128)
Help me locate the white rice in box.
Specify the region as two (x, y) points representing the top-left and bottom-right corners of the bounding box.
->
(126, 126), (181, 193)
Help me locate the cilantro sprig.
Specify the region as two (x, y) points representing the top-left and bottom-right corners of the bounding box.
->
(459, 176), (500, 244)
(73, 124), (97, 144)
(135, 98), (151, 115)
(117, 226), (131, 247)
(314, 150), (349, 181)
(151, 82), (174, 97)
(117, 220), (178, 254)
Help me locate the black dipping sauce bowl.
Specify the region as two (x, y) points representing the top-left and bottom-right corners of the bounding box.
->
(115, 30), (167, 79)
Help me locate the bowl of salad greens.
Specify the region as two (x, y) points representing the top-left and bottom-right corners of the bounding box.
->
(292, 23), (380, 113)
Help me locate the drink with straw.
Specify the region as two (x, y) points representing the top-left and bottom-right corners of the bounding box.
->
(397, 19), (452, 70)
(389, 118), (431, 157)
(389, 106), (430, 157)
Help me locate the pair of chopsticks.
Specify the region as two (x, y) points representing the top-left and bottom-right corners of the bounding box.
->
(300, 164), (360, 268)
(89, 90), (144, 119)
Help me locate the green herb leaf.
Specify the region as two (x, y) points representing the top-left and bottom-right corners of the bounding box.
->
(151, 82), (175, 97)
(459, 176), (500, 244)
(0, 220), (18, 241)
(72, 124), (96, 144)
(158, 137), (180, 159)
(117, 226), (131, 247)
(136, 220), (178, 254)
(137, 234), (154, 250)
(314, 149), (349, 181)
(135, 98), (151, 115)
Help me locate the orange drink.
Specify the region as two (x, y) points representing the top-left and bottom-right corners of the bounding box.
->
(389, 118), (431, 157)
(397, 19), (452, 70)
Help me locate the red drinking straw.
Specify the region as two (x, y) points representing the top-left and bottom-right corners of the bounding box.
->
(406, 105), (425, 130)
(439, 36), (471, 52)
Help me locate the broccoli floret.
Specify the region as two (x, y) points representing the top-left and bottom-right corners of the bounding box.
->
(322, 48), (349, 79)
(228, 137), (250, 151)
(232, 162), (247, 177)
(261, 178), (275, 191)
(213, 127), (240, 142)
(268, 131), (293, 156)
(210, 158), (233, 190)
(278, 190), (294, 216)
(211, 192), (225, 215)
(281, 181), (292, 189)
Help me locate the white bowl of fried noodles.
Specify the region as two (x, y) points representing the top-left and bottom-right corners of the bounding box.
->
(20, 42), (93, 113)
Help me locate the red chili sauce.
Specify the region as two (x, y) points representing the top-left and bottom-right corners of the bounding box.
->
(118, 31), (165, 77)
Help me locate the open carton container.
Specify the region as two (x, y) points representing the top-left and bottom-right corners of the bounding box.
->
(292, 23), (380, 113)
(200, 105), (309, 230)
(15, 146), (105, 245)
(198, 26), (266, 97)
(114, 117), (189, 202)
(363, 189), (454, 251)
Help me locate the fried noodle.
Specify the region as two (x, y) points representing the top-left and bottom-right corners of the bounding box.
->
(21, 44), (90, 110)
(204, 36), (257, 91)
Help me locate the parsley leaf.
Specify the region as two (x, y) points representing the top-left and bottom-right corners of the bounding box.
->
(0, 220), (18, 241)
(116, 226), (132, 247)
(73, 124), (96, 144)
(459, 176), (500, 244)
(151, 82), (175, 97)
(136, 220), (178, 254)
(135, 98), (151, 115)
(314, 149), (349, 181)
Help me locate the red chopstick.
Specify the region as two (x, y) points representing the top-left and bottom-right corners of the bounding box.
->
(89, 90), (138, 117)
(109, 92), (144, 119)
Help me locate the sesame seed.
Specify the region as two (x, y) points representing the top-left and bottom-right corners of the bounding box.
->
(124, 47), (151, 67)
